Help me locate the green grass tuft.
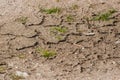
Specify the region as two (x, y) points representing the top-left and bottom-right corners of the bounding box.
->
(36, 48), (56, 58)
(41, 7), (60, 14)
(92, 9), (117, 21)
(51, 26), (67, 33)
(66, 15), (74, 22)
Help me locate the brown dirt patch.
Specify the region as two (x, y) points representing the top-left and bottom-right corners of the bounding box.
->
(0, 0), (120, 80)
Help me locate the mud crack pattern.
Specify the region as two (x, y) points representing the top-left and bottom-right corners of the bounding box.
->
(0, 0), (120, 80)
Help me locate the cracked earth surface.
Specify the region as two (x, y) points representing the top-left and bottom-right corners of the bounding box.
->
(0, 0), (120, 80)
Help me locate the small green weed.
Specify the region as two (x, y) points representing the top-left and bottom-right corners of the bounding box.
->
(41, 7), (60, 14)
(51, 26), (67, 33)
(17, 54), (26, 59)
(36, 48), (56, 58)
(92, 9), (117, 21)
(66, 15), (74, 22)
(15, 16), (28, 24)
(50, 26), (67, 40)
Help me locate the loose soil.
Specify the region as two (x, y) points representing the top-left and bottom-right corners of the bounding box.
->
(0, 0), (120, 80)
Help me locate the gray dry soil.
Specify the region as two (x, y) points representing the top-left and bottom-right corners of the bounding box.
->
(0, 0), (120, 80)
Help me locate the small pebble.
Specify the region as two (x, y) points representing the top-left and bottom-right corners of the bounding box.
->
(16, 71), (29, 78)
(115, 40), (120, 44)
(83, 32), (95, 36)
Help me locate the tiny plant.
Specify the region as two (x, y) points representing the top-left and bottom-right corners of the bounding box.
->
(15, 16), (28, 24)
(36, 48), (56, 58)
(66, 15), (74, 22)
(50, 26), (67, 40)
(51, 26), (67, 34)
(17, 54), (26, 59)
(41, 7), (60, 14)
(92, 9), (117, 21)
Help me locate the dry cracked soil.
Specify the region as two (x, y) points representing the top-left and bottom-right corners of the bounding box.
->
(0, 0), (120, 80)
